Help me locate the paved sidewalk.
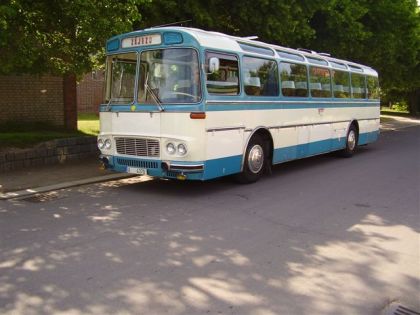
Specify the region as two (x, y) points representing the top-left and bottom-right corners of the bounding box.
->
(0, 157), (134, 199)
(0, 114), (419, 199)
(380, 114), (420, 131)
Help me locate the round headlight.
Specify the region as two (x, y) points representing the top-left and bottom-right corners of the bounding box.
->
(166, 142), (176, 155)
(97, 139), (104, 149)
(104, 139), (112, 150)
(177, 143), (187, 155)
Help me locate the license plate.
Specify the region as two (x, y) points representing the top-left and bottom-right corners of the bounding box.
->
(127, 167), (147, 175)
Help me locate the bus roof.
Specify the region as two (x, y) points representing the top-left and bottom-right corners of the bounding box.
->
(117, 27), (378, 76)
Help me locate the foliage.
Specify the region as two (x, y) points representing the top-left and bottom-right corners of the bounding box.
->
(138, 0), (420, 114)
(390, 102), (409, 113)
(0, 0), (145, 76)
(0, 0), (419, 113)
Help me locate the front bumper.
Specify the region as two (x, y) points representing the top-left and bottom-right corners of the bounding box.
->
(100, 155), (205, 180)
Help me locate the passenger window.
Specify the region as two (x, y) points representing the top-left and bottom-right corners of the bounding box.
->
(310, 67), (331, 98)
(367, 76), (380, 99)
(206, 52), (239, 95)
(243, 57), (279, 96)
(279, 62), (308, 97)
(332, 70), (350, 98)
(351, 73), (366, 99)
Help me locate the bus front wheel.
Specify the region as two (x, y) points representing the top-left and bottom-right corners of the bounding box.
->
(341, 124), (358, 157)
(235, 135), (266, 184)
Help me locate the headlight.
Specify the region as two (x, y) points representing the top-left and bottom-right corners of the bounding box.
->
(97, 139), (104, 149)
(166, 142), (176, 154)
(177, 143), (187, 155)
(104, 139), (112, 150)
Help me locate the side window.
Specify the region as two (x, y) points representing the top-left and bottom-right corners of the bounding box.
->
(310, 66), (331, 98)
(206, 52), (239, 95)
(243, 56), (279, 96)
(332, 70), (350, 98)
(351, 73), (366, 99)
(367, 76), (380, 99)
(279, 62), (308, 97)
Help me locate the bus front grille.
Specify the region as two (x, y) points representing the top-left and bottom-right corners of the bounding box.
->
(115, 137), (160, 158)
(116, 158), (159, 169)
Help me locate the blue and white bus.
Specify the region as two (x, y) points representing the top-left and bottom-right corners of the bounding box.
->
(98, 27), (380, 183)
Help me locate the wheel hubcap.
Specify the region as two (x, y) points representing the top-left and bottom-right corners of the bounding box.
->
(248, 144), (264, 174)
(348, 130), (356, 151)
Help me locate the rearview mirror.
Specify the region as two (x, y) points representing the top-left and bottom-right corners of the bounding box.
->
(209, 57), (220, 73)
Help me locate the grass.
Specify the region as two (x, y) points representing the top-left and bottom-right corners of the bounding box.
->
(78, 113), (99, 136)
(0, 113), (99, 150)
(380, 107), (414, 118)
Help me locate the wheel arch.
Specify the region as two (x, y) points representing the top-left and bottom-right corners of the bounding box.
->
(347, 119), (360, 144)
(241, 127), (274, 172)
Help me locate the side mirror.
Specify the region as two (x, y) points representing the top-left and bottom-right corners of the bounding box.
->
(209, 57), (220, 73)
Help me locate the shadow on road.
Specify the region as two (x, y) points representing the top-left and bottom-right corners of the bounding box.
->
(0, 127), (419, 315)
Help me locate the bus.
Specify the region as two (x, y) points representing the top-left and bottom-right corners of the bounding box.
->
(98, 27), (380, 183)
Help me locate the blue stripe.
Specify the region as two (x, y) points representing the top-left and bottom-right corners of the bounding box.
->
(104, 130), (379, 180)
(99, 101), (379, 113)
(203, 155), (242, 180)
(273, 130), (379, 163)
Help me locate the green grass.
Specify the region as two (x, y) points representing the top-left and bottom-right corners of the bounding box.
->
(78, 113), (99, 136)
(380, 108), (419, 119)
(0, 113), (99, 150)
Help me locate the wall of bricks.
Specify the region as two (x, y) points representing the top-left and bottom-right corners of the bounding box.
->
(77, 71), (104, 113)
(0, 74), (64, 126)
(0, 137), (99, 173)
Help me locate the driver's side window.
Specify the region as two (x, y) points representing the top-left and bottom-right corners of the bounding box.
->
(206, 52), (239, 95)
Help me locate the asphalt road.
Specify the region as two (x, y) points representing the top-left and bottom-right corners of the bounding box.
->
(1, 126), (419, 315)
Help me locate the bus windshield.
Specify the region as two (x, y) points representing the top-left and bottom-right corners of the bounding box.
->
(138, 48), (201, 104)
(105, 53), (137, 104)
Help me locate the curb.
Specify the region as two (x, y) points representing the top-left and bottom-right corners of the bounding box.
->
(0, 173), (136, 200)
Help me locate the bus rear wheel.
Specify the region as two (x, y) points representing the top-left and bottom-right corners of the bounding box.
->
(235, 135), (266, 184)
(340, 124), (358, 157)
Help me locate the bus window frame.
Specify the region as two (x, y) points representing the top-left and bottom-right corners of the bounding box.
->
(350, 71), (367, 100)
(331, 69), (351, 99)
(241, 54), (281, 97)
(137, 46), (203, 105)
(309, 66), (332, 99)
(205, 50), (241, 97)
(105, 50), (139, 104)
(278, 60), (309, 98)
(242, 55), (279, 97)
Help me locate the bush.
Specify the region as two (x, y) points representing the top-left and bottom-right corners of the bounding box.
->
(390, 101), (409, 112)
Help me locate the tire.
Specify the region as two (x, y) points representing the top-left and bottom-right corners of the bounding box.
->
(340, 124), (358, 157)
(234, 134), (266, 184)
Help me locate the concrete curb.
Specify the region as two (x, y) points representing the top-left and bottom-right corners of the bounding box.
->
(0, 173), (136, 200)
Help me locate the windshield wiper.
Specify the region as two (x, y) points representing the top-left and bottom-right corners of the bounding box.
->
(144, 72), (164, 112)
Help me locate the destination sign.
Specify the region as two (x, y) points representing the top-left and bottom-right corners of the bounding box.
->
(121, 34), (161, 48)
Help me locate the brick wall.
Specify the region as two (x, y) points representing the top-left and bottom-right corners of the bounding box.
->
(77, 71), (104, 113)
(0, 74), (64, 126)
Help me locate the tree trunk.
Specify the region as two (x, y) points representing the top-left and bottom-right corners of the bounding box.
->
(63, 73), (77, 130)
(407, 88), (420, 116)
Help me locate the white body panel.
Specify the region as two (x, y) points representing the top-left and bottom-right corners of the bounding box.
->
(204, 105), (379, 160)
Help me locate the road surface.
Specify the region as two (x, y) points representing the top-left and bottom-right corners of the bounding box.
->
(1, 126), (419, 315)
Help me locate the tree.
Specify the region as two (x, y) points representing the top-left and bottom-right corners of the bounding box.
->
(0, 0), (145, 129)
(309, 0), (420, 114)
(139, 0), (420, 114)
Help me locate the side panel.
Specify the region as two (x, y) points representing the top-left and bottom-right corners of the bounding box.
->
(204, 103), (380, 176)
